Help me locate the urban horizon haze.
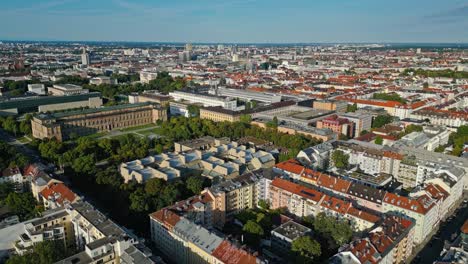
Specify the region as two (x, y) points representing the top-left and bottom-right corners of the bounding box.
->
(1, 0), (468, 43)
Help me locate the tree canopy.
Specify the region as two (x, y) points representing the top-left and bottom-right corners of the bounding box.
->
(331, 150), (349, 169)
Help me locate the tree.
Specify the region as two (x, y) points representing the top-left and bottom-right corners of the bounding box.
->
(187, 105), (200, 117)
(2, 116), (18, 135)
(243, 220), (264, 235)
(331, 150), (349, 169)
(71, 154), (96, 175)
(5, 192), (41, 221)
(346, 103), (358, 113)
(313, 213), (353, 247)
(291, 236), (321, 261)
(145, 178), (165, 196)
(372, 115), (393, 128)
(375, 135), (383, 145)
(186, 176), (204, 195)
(129, 188), (150, 212)
(258, 199), (270, 210)
(6, 240), (69, 264)
(240, 114), (252, 124)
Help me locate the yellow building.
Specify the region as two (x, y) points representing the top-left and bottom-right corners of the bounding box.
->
(32, 102), (167, 141)
(200, 107), (241, 122)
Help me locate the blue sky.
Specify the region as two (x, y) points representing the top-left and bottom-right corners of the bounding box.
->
(0, 0), (467, 43)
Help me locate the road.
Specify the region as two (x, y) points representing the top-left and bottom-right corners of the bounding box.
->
(411, 199), (468, 264)
(0, 129), (41, 163)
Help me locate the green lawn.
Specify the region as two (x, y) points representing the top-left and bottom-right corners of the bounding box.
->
(118, 123), (158, 132)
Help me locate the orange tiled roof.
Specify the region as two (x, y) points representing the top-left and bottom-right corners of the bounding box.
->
(383, 192), (436, 215)
(271, 178), (324, 203)
(39, 182), (77, 206)
(211, 240), (257, 264)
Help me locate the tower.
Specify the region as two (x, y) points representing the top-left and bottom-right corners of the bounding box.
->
(81, 48), (90, 66)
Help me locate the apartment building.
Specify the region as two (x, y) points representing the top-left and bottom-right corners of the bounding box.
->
(39, 182), (80, 209)
(149, 194), (258, 264)
(338, 112), (373, 137)
(32, 103), (167, 141)
(274, 159), (463, 245)
(14, 209), (74, 255)
(316, 115), (355, 138)
(334, 141), (402, 178)
(140, 71), (158, 83)
(269, 178), (380, 231)
(331, 215), (415, 264)
(411, 107), (468, 128)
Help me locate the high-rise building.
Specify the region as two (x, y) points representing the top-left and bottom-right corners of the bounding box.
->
(185, 43), (193, 52)
(81, 48), (90, 65)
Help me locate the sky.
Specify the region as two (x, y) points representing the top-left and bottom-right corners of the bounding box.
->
(0, 0), (467, 43)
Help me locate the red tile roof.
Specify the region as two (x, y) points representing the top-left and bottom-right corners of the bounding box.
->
(150, 209), (181, 230)
(383, 192), (436, 215)
(39, 182), (78, 206)
(275, 159), (305, 175)
(212, 240), (257, 264)
(271, 178), (324, 203)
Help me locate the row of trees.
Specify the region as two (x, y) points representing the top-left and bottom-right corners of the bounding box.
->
(0, 115), (32, 137)
(157, 116), (322, 161)
(82, 71), (186, 100)
(372, 93), (406, 104)
(402, 68), (468, 79)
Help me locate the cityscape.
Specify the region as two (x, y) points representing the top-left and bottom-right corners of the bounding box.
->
(0, 1), (468, 264)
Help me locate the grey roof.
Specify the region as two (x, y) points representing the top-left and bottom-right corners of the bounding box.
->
(173, 218), (223, 254)
(272, 221), (311, 241)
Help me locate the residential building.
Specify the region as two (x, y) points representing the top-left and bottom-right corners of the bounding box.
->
(271, 221), (311, 257)
(317, 115), (355, 138)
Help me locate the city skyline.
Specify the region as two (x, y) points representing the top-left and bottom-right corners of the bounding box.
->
(1, 0), (467, 43)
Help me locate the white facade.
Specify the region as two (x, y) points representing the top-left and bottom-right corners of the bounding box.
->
(169, 91), (237, 110)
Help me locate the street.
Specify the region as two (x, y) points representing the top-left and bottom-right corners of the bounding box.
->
(411, 199), (468, 264)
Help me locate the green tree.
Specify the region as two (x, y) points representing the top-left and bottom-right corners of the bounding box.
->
(71, 154), (96, 175)
(145, 178), (165, 196)
(129, 188), (150, 212)
(291, 236), (321, 262)
(372, 115), (393, 128)
(258, 199), (270, 210)
(186, 176), (204, 195)
(6, 240), (69, 264)
(375, 135), (383, 145)
(331, 150), (349, 169)
(346, 103), (358, 113)
(187, 105), (200, 117)
(5, 192), (41, 221)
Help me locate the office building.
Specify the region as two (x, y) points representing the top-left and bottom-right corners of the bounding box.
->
(169, 91), (237, 110)
(81, 49), (90, 65)
(0, 92), (102, 115)
(27, 84), (46, 95)
(48, 84), (89, 96)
